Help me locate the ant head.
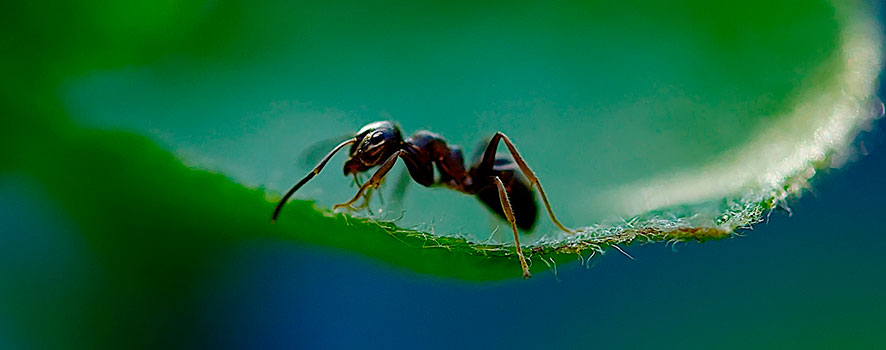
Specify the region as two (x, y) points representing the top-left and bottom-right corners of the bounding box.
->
(344, 121), (402, 175)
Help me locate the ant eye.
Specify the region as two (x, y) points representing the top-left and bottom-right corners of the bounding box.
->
(370, 132), (384, 144)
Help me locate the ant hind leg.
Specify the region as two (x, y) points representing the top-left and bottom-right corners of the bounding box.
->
(479, 132), (574, 234)
(494, 176), (531, 278)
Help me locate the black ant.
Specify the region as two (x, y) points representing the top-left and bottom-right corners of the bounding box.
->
(271, 121), (574, 278)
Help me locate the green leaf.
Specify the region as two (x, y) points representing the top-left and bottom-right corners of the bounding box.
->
(3, 0), (883, 285)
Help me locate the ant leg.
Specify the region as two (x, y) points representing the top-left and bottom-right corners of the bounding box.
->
(481, 132), (574, 234)
(494, 176), (531, 278)
(352, 188), (374, 211)
(349, 174), (376, 211)
(333, 150), (404, 211)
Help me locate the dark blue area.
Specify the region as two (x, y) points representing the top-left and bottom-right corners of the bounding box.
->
(0, 176), (97, 349)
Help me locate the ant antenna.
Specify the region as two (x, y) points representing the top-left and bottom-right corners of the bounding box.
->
(271, 138), (357, 222)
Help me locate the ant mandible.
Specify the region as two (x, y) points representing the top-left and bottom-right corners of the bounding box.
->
(271, 121), (574, 278)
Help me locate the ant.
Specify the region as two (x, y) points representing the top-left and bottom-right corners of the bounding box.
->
(271, 121), (574, 278)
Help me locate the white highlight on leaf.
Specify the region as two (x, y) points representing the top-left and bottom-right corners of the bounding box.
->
(572, 2), (883, 243)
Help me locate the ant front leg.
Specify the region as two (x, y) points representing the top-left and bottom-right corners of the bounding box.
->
(493, 176), (531, 278)
(478, 132), (574, 234)
(333, 150), (405, 211)
(348, 174), (376, 211)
